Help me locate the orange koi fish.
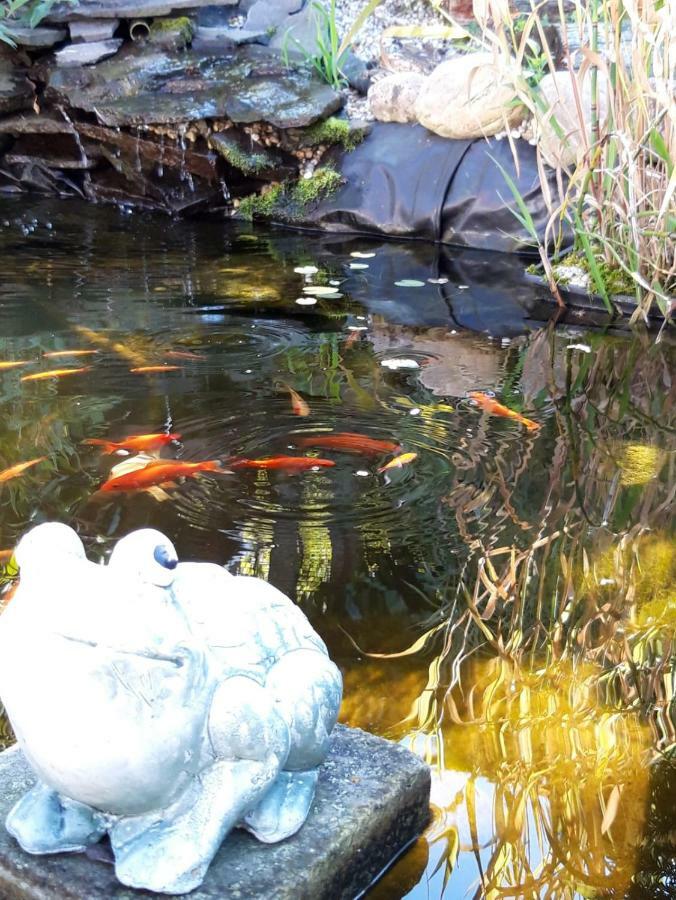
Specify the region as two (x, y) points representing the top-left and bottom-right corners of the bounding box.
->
(283, 384), (310, 417)
(43, 350), (99, 359)
(100, 459), (223, 492)
(84, 433), (182, 455)
(0, 457), (46, 484)
(130, 366), (182, 374)
(378, 452), (418, 474)
(21, 367), (91, 382)
(0, 361), (30, 371)
(165, 350), (207, 361)
(295, 433), (400, 456)
(343, 331), (362, 350)
(468, 392), (541, 431)
(230, 457), (335, 471)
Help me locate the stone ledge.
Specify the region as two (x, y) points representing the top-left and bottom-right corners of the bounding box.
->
(0, 725), (430, 899)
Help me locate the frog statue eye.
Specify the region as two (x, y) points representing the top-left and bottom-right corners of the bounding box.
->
(109, 528), (179, 587)
(154, 544), (178, 570)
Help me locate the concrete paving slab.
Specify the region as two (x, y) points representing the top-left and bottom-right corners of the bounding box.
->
(0, 725), (430, 899)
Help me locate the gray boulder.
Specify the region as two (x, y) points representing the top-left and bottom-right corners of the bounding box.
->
(368, 73), (426, 124)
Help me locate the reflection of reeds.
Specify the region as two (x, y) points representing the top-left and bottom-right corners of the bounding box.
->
(362, 328), (674, 896)
(438, 329), (675, 748)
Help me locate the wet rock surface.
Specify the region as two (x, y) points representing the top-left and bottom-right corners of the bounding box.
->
(0, 56), (34, 117)
(0, 726), (431, 899)
(46, 44), (342, 127)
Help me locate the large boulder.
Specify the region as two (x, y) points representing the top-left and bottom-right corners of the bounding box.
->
(368, 73), (426, 124)
(531, 70), (609, 168)
(415, 52), (524, 139)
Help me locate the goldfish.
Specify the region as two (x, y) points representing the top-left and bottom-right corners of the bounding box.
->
(0, 457), (46, 484)
(165, 350), (207, 361)
(0, 361), (30, 371)
(283, 384), (310, 417)
(295, 433), (400, 456)
(343, 331), (362, 350)
(99, 459), (223, 492)
(84, 433), (182, 455)
(378, 452), (418, 473)
(468, 392), (541, 431)
(21, 367), (91, 382)
(43, 350), (99, 359)
(130, 366), (182, 374)
(72, 325), (148, 367)
(229, 457), (335, 471)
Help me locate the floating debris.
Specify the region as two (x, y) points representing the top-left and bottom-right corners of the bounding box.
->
(566, 343), (592, 353)
(294, 265), (319, 275)
(295, 297), (317, 306)
(303, 286), (341, 296)
(394, 280), (425, 287)
(349, 263), (369, 269)
(380, 358), (420, 370)
(427, 278), (449, 285)
(350, 252), (376, 259)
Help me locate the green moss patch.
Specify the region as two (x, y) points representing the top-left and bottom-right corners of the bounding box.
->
(300, 117), (366, 151)
(559, 252), (635, 296)
(237, 167), (343, 221)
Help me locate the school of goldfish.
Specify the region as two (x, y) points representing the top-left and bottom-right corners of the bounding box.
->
(0, 341), (543, 504)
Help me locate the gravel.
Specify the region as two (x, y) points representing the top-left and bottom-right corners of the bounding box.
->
(334, 0), (466, 72)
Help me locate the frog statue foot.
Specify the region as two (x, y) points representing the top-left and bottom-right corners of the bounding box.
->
(0, 524), (343, 895)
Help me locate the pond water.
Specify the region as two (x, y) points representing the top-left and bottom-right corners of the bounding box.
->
(0, 199), (673, 898)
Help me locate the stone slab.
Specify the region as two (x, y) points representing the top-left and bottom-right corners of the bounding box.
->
(69, 19), (120, 42)
(46, 44), (343, 128)
(2, 26), (67, 49)
(55, 38), (123, 67)
(0, 58), (34, 117)
(0, 725), (430, 899)
(46, 0), (237, 20)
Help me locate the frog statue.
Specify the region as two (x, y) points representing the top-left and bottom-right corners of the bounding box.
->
(0, 523), (342, 895)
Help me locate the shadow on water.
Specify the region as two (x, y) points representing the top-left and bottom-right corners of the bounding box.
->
(0, 198), (673, 898)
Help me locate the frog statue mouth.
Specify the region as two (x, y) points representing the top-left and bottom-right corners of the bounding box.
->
(54, 631), (187, 668)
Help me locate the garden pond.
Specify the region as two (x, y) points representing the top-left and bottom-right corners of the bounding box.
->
(0, 198), (673, 899)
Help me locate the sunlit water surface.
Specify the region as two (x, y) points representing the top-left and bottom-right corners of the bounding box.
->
(0, 200), (673, 898)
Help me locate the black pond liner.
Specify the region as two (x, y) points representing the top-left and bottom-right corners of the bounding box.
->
(298, 123), (573, 255)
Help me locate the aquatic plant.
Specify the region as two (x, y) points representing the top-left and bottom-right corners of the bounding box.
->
(282, 0), (385, 89)
(477, 0), (675, 321)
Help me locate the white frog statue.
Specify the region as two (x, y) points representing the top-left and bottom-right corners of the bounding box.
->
(0, 523), (342, 895)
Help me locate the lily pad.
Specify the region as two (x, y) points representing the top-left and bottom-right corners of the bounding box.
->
(394, 279), (425, 288)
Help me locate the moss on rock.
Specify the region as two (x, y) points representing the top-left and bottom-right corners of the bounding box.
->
(237, 167), (343, 221)
(301, 117), (366, 151)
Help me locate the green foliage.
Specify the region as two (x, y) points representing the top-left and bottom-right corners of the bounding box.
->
(291, 167), (342, 203)
(0, 0), (75, 45)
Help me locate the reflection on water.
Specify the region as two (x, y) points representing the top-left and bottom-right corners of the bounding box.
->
(0, 199), (673, 897)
